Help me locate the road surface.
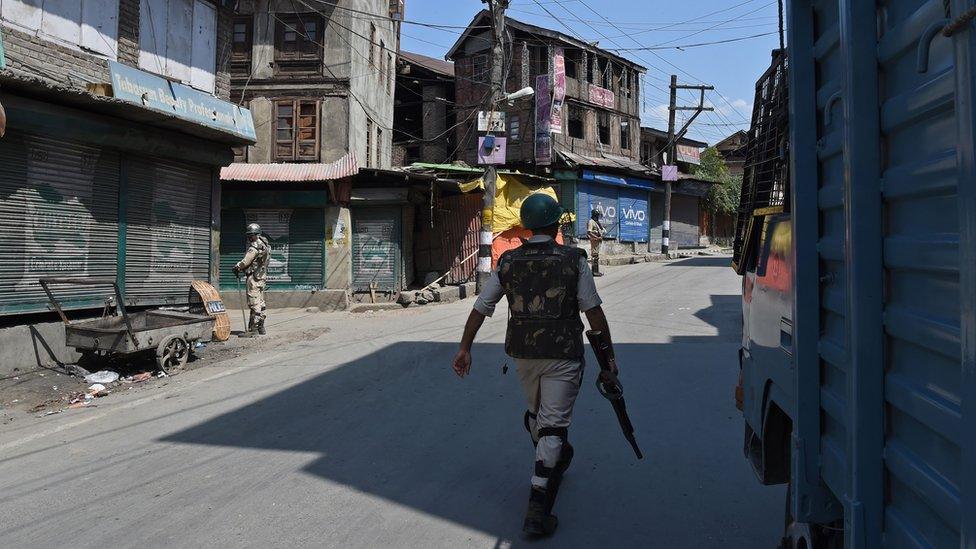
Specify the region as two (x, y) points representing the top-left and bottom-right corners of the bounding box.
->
(0, 255), (783, 548)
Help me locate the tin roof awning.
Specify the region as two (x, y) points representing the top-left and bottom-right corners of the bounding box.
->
(220, 154), (359, 182)
(558, 151), (658, 188)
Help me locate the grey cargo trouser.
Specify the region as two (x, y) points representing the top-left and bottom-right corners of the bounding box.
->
(516, 358), (584, 488)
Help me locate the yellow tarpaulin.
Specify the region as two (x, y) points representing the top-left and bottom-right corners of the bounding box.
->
(460, 174), (574, 232)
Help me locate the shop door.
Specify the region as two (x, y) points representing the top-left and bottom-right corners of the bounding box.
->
(125, 157), (212, 305)
(219, 208), (324, 291)
(670, 194), (701, 248)
(352, 209), (401, 292)
(0, 132), (120, 315)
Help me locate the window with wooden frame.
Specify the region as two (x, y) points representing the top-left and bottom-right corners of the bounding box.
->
(597, 110), (611, 145)
(509, 114), (521, 141)
(275, 100), (320, 162)
(568, 104), (585, 139)
(231, 16), (253, 75)
(275, 13), (322, 72)
(377, 127), (384, 165)
(379, 40), (387, 86)
(369, 23), (377, 66)
(471, 54), (489, 83)
(565, 49), (581, 80)
(601, 59), (613, 90)
(619, 118), (631, 149)
(366, 119), (374, 168)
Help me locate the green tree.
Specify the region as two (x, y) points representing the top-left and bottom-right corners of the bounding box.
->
(697, 147), (741, 243)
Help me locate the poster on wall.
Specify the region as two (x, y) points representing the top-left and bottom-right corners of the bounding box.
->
(244, 209), (293, 282)
(576, 183), (619, 239)
(588, 85), (615, 108)
(535, 74), (552, 165)
(550, 48), (566, 135)
(17, 137), (95, 288)
(618, 189), (649, 242)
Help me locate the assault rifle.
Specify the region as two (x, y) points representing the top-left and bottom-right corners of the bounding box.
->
(586, 330), (644, 459)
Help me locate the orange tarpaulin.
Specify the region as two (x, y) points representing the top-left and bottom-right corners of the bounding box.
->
(491, 227), (565, 268)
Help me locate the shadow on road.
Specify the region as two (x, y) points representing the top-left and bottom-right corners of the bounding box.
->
(160, 294), (774, 548)
(664, 256), (733, 268)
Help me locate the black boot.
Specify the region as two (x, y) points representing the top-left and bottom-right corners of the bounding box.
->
(246, 315), (255, 334)
(592, 261), (604, 277)
(257, 318), (267, 336)
(523, 487), (558, 537)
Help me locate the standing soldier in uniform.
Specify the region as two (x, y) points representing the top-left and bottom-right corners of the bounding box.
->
(587, 209), (606, 277)
(232, 223), (271, 336)
(452, 193), (618, 537)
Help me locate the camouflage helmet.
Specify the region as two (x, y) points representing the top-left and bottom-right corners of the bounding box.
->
(520, 193), (563, 230)
(245, 223), (262, 235)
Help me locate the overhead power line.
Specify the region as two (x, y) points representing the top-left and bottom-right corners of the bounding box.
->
(607, 31), (780, 51)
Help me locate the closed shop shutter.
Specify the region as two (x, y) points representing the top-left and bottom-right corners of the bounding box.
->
(0, 132), (120, 314)
(618, 187), (649, 242)
(671, 194), (701, 248)
(575, 182), (619, 239)
(125, 157), (212, 305)
(352, 208), (401, 292)
(219, 207), (324, 290)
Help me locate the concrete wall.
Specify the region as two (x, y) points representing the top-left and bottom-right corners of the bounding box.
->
(346, 0), (397, 169)
(0, 319), (85, 378)
(235, 0), (394, 166)
(0, 1), (234, 100)
(325, 206), (352, 289)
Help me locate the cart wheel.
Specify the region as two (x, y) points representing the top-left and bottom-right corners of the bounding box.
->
(156, 335), (189, 373)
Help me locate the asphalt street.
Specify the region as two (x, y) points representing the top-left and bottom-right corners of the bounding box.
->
(0, 255), (783, 548)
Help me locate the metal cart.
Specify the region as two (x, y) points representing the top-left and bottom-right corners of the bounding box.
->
(40, 277), (215, 372)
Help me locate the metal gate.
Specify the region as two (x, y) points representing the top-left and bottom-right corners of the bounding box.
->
(352, 208), (401, 292)
(0, 132), (120, 314)
(219, 207), (324, 290)
(790, 0), (970, 545)
(669, 194), (700, 248)
(124, 157), (212, 305)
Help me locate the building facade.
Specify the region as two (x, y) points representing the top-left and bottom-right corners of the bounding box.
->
(393, 50), (455, 166)
(230, 0), (399, 169)
(640, 127), (712, 248)
(0, 0), (255, 373)
(223, 1), (423, 305)
(448, 11), (659, 257)
(715, 130), (748, 176)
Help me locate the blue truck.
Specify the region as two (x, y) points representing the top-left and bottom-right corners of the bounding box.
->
(734, 2), (976, 547)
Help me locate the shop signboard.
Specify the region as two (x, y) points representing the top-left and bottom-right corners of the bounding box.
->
(589, 85), (615, 108)
(676, 144), (701, 164)
(477, 111), (506, 132)
(534, 74), (552, 165)
(109, 61), (256, 141)
(551, 48), (566, 135)
(576, 182), (619, 239)
(618, 188), (649, 242)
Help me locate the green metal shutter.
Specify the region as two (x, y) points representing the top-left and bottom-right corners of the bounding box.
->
(352, 208), (401, 292)
(125, 157), (212, 305)
(220, 207), (324, 291)
(0, 132), (120, 315)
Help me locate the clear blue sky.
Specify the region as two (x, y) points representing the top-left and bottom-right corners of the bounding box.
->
(400, 0), (783, 145)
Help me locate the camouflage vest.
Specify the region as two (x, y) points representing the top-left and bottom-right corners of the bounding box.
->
(247, 236), (271, 281)
(497, 239), (586, 359)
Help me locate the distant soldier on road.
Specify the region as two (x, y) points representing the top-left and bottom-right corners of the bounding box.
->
(452, 193), (618, 537)
(587, 209), (606, 277)
(232, 223), (270, 336)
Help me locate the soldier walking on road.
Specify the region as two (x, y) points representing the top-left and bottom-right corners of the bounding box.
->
(452, 193), (618, 537)
(233, 223), (271, 336)
(587, 210), (606, 277)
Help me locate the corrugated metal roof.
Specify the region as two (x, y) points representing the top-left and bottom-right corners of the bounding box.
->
(400, 51), (454, 78)
(220, 154), (358, 182)
(558, 150), (656, 176)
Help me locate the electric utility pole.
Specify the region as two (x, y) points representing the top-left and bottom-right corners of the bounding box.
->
(663, 76), (714, 255)
(477, 0), (509, 293)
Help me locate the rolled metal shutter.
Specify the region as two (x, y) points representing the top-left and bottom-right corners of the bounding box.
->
(575, 182), (619, 239)
(0, 132), (119, 315)
(618, 187), (649, 242)
(125, 157), (212, 305)
(352, 209), (401, 292)
(670, 194), (700, 248)
(220, 207), (324, 290)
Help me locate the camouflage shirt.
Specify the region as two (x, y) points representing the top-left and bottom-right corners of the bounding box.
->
(236, 236), (271, 282)
(494, 237), (594, 359)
